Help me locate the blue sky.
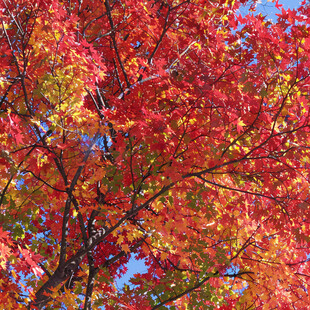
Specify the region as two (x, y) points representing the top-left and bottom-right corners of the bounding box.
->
(265, 0), (300, 10)
(239, 0), (301, 21)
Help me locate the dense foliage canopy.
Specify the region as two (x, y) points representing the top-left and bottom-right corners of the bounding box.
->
(1, 0), (310, 309)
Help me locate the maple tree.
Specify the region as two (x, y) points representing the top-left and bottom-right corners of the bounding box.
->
(1, 0), (310, 308)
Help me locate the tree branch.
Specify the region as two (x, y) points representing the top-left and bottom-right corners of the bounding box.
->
(151, 271), (219, 310)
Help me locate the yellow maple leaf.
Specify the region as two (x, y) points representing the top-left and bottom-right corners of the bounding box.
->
(121, 244), (130, 254)
(116, 235), (124, 245)
(127, 233), (135, 242)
